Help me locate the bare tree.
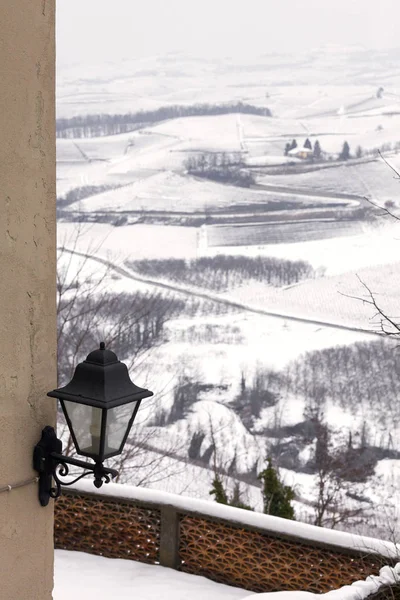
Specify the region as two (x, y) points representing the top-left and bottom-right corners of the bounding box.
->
(342, 151), (400, 338)
(206, 411), (253, 510)
(341, 275), (400, 339)
(311, 413), (370, 529)
(56, 226), (186, 485)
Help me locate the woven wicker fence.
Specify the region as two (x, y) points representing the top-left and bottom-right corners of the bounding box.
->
(54, 487), (396, 594)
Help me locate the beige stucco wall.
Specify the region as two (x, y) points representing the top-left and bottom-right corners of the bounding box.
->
(0, 1), (56, 599)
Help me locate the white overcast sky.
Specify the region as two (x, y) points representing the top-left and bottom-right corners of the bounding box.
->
(57, 0), (400, 66)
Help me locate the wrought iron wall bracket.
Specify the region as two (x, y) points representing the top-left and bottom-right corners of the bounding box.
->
(33, 426), (118, 506)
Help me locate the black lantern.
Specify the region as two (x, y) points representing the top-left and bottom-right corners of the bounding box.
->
(33, 342), (153, 506)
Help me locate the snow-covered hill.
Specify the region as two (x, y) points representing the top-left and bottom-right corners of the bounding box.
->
(55, 44), (400, 538)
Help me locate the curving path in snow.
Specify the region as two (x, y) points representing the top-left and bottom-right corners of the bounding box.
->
(61, 247), (381, 337)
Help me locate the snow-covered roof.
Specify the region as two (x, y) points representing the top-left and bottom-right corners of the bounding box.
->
(288, 146), (313, 156)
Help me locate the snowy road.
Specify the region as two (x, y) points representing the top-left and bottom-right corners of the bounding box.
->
(253, 182), (364, 205)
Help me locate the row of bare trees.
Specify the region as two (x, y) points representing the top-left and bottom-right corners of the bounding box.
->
(56, 102), (272, 138)
(284, 338), (400, 441)
(57, 184), (120, 211)
(184, 152), (255, 187)
(129, 255), (316, 292)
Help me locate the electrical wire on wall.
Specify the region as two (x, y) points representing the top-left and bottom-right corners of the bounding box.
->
(0, 477), (39, 494)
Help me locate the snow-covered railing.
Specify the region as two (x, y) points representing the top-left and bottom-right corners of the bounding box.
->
(240, 564), (400, 600)
(54, 481), (399, 595)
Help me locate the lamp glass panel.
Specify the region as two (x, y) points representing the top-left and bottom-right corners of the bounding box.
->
(104, 401), (138, 457)
(63, 401), (103, 456)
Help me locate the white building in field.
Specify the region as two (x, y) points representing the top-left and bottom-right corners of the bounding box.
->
(288, 146), (314, 160)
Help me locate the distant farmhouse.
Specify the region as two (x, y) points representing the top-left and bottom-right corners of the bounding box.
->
(288, 146), (314, 160)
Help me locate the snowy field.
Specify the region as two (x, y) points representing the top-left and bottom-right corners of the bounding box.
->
(206, 221), (364, 248)
(65, 171), (352, 216)
(57, 219), (400, 331)
(259, 157), (400, 204)
(57, 47), (400, 120)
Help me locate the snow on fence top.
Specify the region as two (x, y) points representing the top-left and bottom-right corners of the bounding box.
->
(240, 564), (400, 600)
(69, 480), (399, 560)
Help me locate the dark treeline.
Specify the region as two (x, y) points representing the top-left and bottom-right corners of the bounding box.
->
(184, 152), (255, 187)
(286, 339), (400, 430)
(57, 290), (184, 385)
(226, 338), (400, 452)
(239, 338), (400, 451)
(56, 102), (272, 139)
(57, 184), (120, 209)
(128, 255), (316, 292)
